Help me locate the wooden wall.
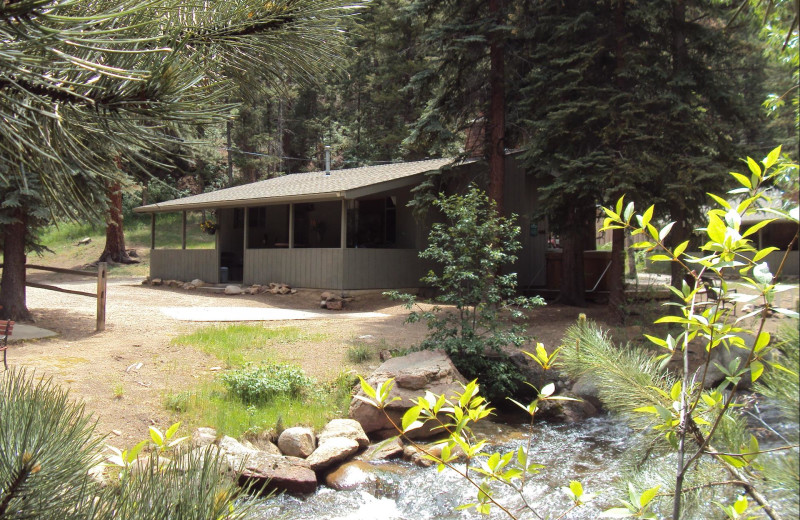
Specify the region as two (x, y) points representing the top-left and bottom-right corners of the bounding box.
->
(151, 249), (219, 282)
(244, 249), (345, 289)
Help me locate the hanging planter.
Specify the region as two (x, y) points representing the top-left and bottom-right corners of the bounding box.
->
(200, 219), (217, 235)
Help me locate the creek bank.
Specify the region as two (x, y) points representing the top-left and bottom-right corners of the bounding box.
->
(196, 349), (605, 496)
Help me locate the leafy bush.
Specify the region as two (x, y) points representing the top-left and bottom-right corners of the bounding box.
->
(220, 363), (313, 404)
(389, 186), (544, 401)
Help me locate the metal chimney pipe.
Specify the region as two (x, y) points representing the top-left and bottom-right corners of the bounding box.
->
(325, 145), (331, 175)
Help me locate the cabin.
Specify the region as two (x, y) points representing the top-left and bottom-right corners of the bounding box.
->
(134, 154), (549, 292)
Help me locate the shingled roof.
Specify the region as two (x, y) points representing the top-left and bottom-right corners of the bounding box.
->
(135, 157), (456, 213)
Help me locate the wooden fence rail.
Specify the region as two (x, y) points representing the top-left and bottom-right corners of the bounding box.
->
(0, 263), (107, 331)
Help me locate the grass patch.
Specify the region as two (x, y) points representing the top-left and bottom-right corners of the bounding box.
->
(172, 324), (328, 368)
(166, 325), (344, 437)
(164, 371), (355, 438)
(346, 344), (373, 363)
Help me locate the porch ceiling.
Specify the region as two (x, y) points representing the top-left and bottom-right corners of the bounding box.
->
(135, 157), (459, 214)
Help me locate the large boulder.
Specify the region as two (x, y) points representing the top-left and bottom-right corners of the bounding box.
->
(357, 437), (405, 462)
(306, 438), (360, 472)
(318, 419), (369, 448)
(278, 427), (316, 458)
(349, 350), (467, 440)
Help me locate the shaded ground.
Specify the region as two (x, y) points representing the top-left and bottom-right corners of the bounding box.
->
(7, 272), (798, 446)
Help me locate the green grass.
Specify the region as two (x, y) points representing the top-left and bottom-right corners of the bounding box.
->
(166, 325), (346, 437)
(164, 377), (353, 438)
(346, 343), (373, 363)
(171, 324), (329, 368)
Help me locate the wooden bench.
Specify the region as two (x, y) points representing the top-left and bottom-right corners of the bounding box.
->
(1, 319), (13, 370)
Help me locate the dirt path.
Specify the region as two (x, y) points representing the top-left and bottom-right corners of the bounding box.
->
(8, 275), (797, 446)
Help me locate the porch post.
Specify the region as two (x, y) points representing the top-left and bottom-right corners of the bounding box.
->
(288, 203), (295, 248)
(150, 213), (155, 250)
(243, 208), (249, 277)
(340, 199), (347, 249)
(181, 211), (187, 249)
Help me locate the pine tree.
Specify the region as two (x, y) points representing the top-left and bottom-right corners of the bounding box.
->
(0, 0), (358, 320)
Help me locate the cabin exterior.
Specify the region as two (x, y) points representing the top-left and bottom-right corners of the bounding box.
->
(135, 155), (548, 291)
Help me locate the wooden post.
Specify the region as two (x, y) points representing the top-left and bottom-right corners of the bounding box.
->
(288, 203), (294, 249)
(96, 262), (107, 332)
(340, 199), (347, 249)
(242, 207), (249, 283)
(181, 211), (187, 249)
(150, 214), (156, 250)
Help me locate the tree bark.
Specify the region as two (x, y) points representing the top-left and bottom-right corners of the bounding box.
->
(0, 208), (32, 321)
(487, 0), (505, 214)
(559, 208), (588, 306)
(99, 181), (138, 264)
(608, 227), (626, 321)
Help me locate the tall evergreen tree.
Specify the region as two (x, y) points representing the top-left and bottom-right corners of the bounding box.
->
(520, 0), (768, 306)
(0, 0), (359, 320)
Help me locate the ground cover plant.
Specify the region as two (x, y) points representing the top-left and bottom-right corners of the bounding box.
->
(166, 325), (351, 438)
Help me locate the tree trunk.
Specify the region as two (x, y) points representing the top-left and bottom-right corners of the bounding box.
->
(559, 208), (587, 306)
(0, 208), (32, 321)
(626, 232), (638, 279)
(99, 181), (138, 264)
(608, 227), (626, 322)
(487, 0), (505, 214)
(226, 119), (234, 185)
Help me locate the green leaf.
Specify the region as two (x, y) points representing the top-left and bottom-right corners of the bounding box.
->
(746, 156), (761, 179)
(733, 495), (749, 515)
(754, 332), (770, 352)
(742, 219), (776, 238)
(640, 205), (655, 228)
(707, 192), (732, 210)
(752, 246), (779, 262)
(658, 222), (675, 241)
(402, 406), (422, 432)
(673, 240), (689, 258)
(569, 480), (584, 498)
(650, 254), (673, 262)
(639, 486), (660, 508)
(730, 172), (752, 189)
(150, 426), (164, 446)
(615, 196), (625, 216)
(750, 361), (764, 382)
(670, 381), (681, 401)
(763, 146), (781, 169)
(359, 376), (377, 400)
(165, 421), (181, 440)
(623, 201), (635, 222)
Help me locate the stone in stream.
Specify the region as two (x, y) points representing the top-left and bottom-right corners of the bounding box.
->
(317, 419), (370, 448)
(234, 452), (318, 495)
(349, 350), (467, 440)
(357, 437), (404, 461)
(324, 460), (410, 492)
(278, 426), (316, 458)
(306, 437), (360, 471)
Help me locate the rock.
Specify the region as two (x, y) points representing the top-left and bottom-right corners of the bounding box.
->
(379, 349), (393, 362)
(224, 285), (243, 295)
(151, 278), (163, 286)
(192, 427), (218, 448)
(536, 393), (598, 424)
(190, 279), (207, 288)
(324, 460), (410, 492)
(167, 279), (183, 288)
(182, 282), (194, 290)
(277, 285), (291, 295)
(349, 350), (467, 440)
(278, 427), (316, 458)
(318, 419), (369, 448)
(358, 437), (404, 461)
(127, 249), (139, 258)
(422, 441), (466, 462)
(88, 463), (108, 487)
(306, 438), (360, 472)
(320, 291), (336, 300)
(141, 278), (150, 285)
(325, 299), (344, 311)
(570, 375), (604, 410)
(290, 289), (297, 294)
(324, 460), (376, 490)
(233, 452), (317, 495)
(218, 435), (258, 458)
(506, 349), (559, 395)
(242, 434), (282, 456)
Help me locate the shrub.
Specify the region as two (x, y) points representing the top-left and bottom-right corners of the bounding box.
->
(346, 344), (373, 363)
(220, 363), (313, 404)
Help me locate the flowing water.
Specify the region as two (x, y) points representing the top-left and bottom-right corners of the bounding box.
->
(255, 417), (638, 520)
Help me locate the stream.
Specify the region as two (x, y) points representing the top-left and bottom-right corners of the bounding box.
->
(255, 417), (638, 520)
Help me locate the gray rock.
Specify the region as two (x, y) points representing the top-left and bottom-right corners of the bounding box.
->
(358, 437), (404, 461)
(192, 427), (218, 448)
(218, 435), (258, 458)
(190, 279), (207, 288)
(318, 419), (369, 448)
(571, 375), (603, 410)
(151, 278), (163, 286)
(326, 299), (344, 310)
(278, 427), (316, 458)
(536, 393), (598, 424)
(349, 350), (467, 440)
(224, 285), (243, 295)
(233, 452), (317, 495)
(306, 438), (360, 472)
